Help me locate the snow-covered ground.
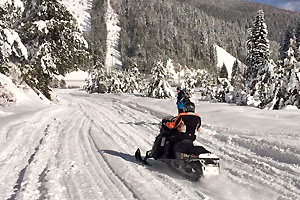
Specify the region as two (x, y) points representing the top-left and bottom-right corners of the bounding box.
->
(105, 0), (122, 72)
(0, 88), (299, 200)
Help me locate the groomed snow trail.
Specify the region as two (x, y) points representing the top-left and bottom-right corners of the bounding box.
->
(0, 90), (299, 200)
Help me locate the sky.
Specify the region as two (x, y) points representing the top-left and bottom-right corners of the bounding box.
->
(248, 0), (300, 12)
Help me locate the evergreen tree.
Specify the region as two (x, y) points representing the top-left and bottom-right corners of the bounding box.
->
(219, 63), (228, 79)
(271, 28), (300, 109)
(267, 63), (285, 110)
(212, 78), (232, 103)
(85, 63), (108, 93)
(148, 61), (175, 99)
(18, 0), (89, 99)
(124, 67), (146, 93)
(88, 0), (106, 66)
(285, 67), (300, 108)
(231, 60), (243, 91)
(0, 1), (27, 74)
(295, 22), (300, 60)
(108, 71), (125, 93)
(245, 10), (270, 87)
(279, 29), (299, 66)
(183, 76), (197, 99)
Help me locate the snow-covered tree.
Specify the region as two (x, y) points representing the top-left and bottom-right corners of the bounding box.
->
(85, 63), (108, 93)
(196, 69), (215, 100)
(108, 71), (125, 93)
(231, 60), (243, 90)
(269, 28), (300, 109)
(148, 61), (175, 99)
(244, 10), (275, 108)
(18, 0), (89, 99)
(279, 29), (299, 66)
(285, 67), (300, 108)
(165, 58), (177, 82)
(245, 10), (270, 88)
(295, 22), (300, 60)
(122, 67), (141, 93)
(212, 78), (234, 103)
(0, 1), (27, 74)
(182, 76), (197, 99)
(267, 63), (285, 109)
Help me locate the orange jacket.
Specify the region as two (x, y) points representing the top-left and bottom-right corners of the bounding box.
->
(165, 112), (201, 134)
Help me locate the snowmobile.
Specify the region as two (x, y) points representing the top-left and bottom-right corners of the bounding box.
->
(135, 134), (220, 181)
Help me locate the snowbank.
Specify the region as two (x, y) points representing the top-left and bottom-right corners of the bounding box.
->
(0, 73), (49, 109)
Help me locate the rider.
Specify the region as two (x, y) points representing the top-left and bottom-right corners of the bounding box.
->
(176, 87), (185, 114)
(161, 101), (210, 158)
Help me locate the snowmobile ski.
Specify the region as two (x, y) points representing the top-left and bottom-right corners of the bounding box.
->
(135, 148), (220, 180)
(135, 148), (151, 166)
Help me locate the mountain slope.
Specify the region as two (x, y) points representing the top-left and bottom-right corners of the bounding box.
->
(182, 0), (300, 43)
(118, 0), (300, 73)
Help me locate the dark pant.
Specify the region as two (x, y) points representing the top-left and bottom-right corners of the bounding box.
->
(178, 108), (184, 114)
(172, 140), (210, 155)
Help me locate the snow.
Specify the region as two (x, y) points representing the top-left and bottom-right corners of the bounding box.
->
(59, 0), (92, 32)
(57, 70), (89, 88)
(283, 105), (299, 110)
(215, 44), (244, 79)
(33, 20), (48, 34)
(0, 73), (49, 108)
(1, 1), (300, 199)
(0, 87), (299, 200)
(105, 0), (122, 71)
(63, 70), (88, 81)
(0, 0), (24, 11)
(2, 28), (28, 59)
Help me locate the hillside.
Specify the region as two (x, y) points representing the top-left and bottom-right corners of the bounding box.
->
(182, 0), (300, 43)
(118, 0), (300, 73)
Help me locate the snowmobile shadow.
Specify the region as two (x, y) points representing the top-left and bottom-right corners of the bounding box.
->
(101, 150), (191, 181)
(101, 150), (137, 164)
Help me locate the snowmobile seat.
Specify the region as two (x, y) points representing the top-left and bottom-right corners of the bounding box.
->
(172, 139), (210, 156)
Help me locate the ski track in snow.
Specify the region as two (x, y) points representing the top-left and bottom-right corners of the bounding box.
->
(0, 90), (299, 200)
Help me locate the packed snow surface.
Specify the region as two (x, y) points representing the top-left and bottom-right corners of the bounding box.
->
(0, 88), (299, 200)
